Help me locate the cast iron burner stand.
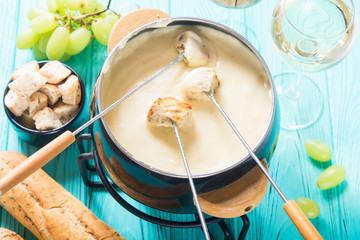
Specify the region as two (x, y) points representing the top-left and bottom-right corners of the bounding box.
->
(77, 133), (250, 240)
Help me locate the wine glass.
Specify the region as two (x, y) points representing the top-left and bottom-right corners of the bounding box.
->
(210, 0), (262, 50)
(271, 0), (357, 130)
(211, 0), (262, 8)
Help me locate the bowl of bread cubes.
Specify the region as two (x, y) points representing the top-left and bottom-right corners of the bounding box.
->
(3, 60), (85, 143)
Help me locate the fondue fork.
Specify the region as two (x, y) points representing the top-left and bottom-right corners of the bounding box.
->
(0, 53), (184, 196)
(205, 92), (323, 240)
(170, 119), (210, 240)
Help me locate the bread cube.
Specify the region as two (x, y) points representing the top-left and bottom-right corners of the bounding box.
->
(58, 75), (81, 105)
(39, 84), (61, 105)
(53, 101), (79, 124)
(4, 90), (29, 117)
(147, 97), (192, 128)
(11, 60), (39, 81)
(17, 111), (35, 129)
(29, 92), (48, 117)
(33, 107), (63, 131)
(39, 61), (71, 84)
(175, 31), (209, 67)
(8, 70), (47, 98)
(183, 67), (220, 101)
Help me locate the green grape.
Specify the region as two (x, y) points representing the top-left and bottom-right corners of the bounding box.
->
(304, 140), (332, 162)
(59, 8), (77, 18)
(59, 52), (72, 62)
(16, 28), (39, 49)
(66, 27), (91, 55)
(46, 26), (70, 60)
(47, 0), (58, 12)
(38, 32), (53, 53)
(104, 12), (119, 27)
(92, 18), (111, 46)
(82, 0), (97, 13)
(296, 197), (320, 219)
(33, 41), (47, 60)
(30, 14), (58, 34)
(94, 2), (106, 17)
(66, 0), (81, 11)
(27, 7), (49, 20)
(55, 0), (67, 11)
(317, 165), (346, 190)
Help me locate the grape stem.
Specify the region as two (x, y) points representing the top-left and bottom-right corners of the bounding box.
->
(72, 0), (114, 21)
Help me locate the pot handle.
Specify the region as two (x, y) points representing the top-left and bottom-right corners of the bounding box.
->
(283, 200), (323, 240)
(0, 130), (75, 196)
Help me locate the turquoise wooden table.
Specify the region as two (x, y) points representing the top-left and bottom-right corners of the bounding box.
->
(1, 0), (360, 239)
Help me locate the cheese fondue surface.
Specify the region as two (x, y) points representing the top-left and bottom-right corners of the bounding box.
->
(101, 25), (272, 175)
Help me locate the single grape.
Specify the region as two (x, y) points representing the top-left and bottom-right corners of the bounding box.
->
(16, 29), (39, 49)
(30, 14), (58, 34)
(104, 12), (119, 27)
(47, 0), (58, 12)
(46, 26), (70, 60)
(55, 0), (67, 11)
(92, 18), (111, 46)
(317, 165), (346, 190)
(82, 0), (97, 13)
(66, 27), (91, 55)
(27, 7), (49, 20)
(59, 52), (72, 62)
(33, 41), (47, 60)
(304, 140), (332, 162)
(295, 197), (320, 219)
(66, 0), (81, 11)
(59, 8), (77, 18)
(38, 32), (52, 53)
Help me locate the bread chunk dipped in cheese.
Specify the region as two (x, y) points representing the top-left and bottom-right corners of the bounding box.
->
(175, 31), (209, 67)
(182, 67), (220, 101)
(147, 97), (192, 128)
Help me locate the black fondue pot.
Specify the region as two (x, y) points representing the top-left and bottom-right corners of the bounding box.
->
(86, 18), (280, 214)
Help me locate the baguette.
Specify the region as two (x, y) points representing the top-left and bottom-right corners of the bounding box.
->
(0, 151), (125, 240)
(0, 228), (24, 240)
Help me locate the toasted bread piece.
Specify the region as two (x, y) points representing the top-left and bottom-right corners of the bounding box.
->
(33, 107), (63, 131)
(0, 228), (24, 240)
(11, 60), (39, 81)
(16, 111), (35, 129)
(58, 75), (81, 105)
(4, 90), (29, 117)
(29, 92), (48, 117)
(147, 97), (192, 128)
(39, 61), (71, 84)
(53, 101), (79, 124)
(175, 31), (209, 67)
(39, 84), (61, 105)
(8, 70), (47, 98)
(183, 67), (220, 101)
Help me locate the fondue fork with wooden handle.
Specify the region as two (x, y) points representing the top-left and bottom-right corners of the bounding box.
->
(0, 53), (184, 196)
(206, 91), (323, 240)
(170, 119), (211, 240)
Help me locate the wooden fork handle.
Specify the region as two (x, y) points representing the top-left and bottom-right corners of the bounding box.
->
(0, 130), (75, 195)
(283, 200), (323, 240)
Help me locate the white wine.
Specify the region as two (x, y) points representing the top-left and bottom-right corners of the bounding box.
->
(271, 0), (357, 72)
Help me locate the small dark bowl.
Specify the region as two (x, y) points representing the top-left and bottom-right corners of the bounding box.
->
(3, 61), (85, 145)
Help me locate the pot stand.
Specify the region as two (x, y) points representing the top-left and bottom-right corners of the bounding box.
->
(77, 133), (250, 240)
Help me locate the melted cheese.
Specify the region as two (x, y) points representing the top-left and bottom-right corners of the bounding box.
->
(101, 25), (272, 175)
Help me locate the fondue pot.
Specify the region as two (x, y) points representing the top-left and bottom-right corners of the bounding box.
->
(87, 18), (280, 215)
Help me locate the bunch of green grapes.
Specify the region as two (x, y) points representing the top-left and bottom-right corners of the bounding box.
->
(16, 0), (120, 62)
